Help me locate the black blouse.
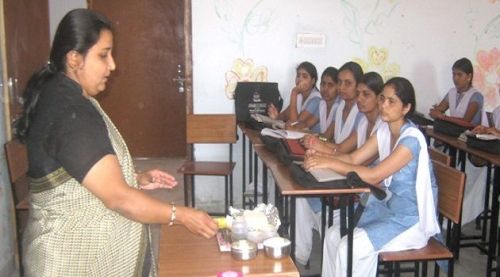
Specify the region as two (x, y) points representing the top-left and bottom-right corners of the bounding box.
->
(27, 73), (115, 183)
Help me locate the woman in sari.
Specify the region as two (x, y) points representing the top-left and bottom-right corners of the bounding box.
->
(305, 77), (440, 276)
(16, 9), (217, 277)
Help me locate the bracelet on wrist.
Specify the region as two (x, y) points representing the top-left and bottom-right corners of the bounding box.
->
(168, 202), (176, 226)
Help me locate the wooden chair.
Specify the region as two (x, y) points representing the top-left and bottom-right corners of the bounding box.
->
(177, 114), (237, 214)
(5, 138), (30, 232)
(428, 147), (451, 166)
(378, 160), (466, 277)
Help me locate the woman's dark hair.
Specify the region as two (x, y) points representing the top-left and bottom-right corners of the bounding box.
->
(338, 61), (364, 84)
(16, 9), (112, 141)
(321, 67), (338, 83)
(361, 72), (384, 96)
(297, 61), (318, 86)
(452, 57), (474, 86)
(384, 77), (416, 118)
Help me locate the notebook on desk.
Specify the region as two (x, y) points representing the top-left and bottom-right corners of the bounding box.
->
(284, 139), (306, 156)
(309, 168), (346, 182)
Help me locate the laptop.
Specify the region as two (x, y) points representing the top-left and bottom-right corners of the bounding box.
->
(234, 82), (283, 124)
(309, 168), (346, 182)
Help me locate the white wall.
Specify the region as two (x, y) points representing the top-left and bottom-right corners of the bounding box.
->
(43, 0), (500, 211)
(48, 0), (87, 42)
(191, 0), (500, 208)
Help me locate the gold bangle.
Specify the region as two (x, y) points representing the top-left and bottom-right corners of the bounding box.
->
(168, 203), (176, 226)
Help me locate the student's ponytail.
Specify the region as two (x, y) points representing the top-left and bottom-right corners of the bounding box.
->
(15, 9), (112, 142)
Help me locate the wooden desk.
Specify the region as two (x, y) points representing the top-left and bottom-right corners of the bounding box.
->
(253, 144), (370, 277)
(425, 128), (500, 275)
(158, 225), (299, 277)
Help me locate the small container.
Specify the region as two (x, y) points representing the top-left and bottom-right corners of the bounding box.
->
(263, 237), (291, 259)
(231, 218), (248, 241)
(231, 240), (257, 261)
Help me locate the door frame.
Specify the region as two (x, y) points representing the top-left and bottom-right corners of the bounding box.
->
(184, 0), (194, 157)
(0, 0), (10, 139)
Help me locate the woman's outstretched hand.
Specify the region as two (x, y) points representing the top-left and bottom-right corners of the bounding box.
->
(137, 169), (178, 190)
(176, 206), (218, 239)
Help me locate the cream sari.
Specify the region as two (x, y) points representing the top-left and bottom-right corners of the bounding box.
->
(23, 98), (156, 277)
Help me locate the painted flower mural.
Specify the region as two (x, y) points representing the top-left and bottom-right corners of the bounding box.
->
(354, 46), (400, 81)
(225, 58), (268, 99)
(473, 47), (500, 110)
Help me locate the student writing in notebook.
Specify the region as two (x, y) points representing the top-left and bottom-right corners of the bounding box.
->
(267, 61), (321, 131)
(293, 71), (383, 265)
(305, 77), (440, 277)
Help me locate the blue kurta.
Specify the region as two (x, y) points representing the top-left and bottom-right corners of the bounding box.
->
(358, 123), (438, 250)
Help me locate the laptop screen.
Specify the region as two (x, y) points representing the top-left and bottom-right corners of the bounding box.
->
(234, 82), (283, 122)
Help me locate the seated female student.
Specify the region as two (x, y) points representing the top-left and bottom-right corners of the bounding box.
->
(429, 57), (483, 125)
(303, 72), (384, 156)
(294, 71), (383, 266)
(330, 61), (364, 144)
(268, 61), (321, 132)
(17, 9), (217, 276)
(304, 77), (440, 277)
(429, 58), (487, 225)
(314, 66), (340, 138)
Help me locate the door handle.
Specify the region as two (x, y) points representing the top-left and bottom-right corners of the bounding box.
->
(8, 77), (23, 104)
(172, 64), (185, 93)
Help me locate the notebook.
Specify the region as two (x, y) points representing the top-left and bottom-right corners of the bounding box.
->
(261, 128), (307, 139)
(309, 168), (346, 182)
(284, 139), (306, 156)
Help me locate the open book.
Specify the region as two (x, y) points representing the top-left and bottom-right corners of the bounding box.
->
(309, 168), (346, 182)
(261, 128), (307, 139)
(251, 114), (286, 129)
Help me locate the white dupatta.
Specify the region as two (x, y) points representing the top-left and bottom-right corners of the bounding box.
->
(334, 99), (359, 143)
(377, 122), (440, 239)
(448, 87), (477, 118)
(319, 98), (339, 133)
(357, 115), (382, 148)
(296, 87), (321, 113)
